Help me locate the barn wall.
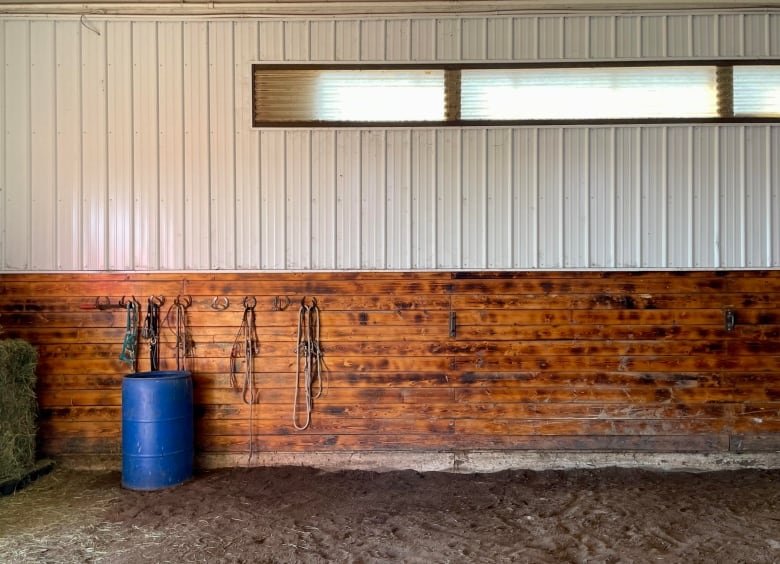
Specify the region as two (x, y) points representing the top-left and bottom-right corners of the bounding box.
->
(0, 271), (778, 466)
(1, 12), (780, 271)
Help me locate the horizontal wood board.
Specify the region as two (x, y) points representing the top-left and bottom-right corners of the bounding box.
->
(0, 271), (778, 459)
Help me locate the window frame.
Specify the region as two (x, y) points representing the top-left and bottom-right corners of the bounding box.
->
(252, 60), (780, 128)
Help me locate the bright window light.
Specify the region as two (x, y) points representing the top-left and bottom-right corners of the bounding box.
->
(461, 67), (718, 120)
(254, 68), (444, 123)
(734, 66), (780, 117)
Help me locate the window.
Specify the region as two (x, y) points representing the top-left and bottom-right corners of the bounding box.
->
(253, 67), (447, 124)
(252, 62), (780, 127)
(460, 67), (717, 120)
(733, 65), (780, 117)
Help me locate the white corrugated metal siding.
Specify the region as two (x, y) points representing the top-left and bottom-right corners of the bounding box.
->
(1, 11), (780, 271)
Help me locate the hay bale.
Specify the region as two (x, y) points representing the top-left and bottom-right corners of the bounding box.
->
(0, 339), (38, 482)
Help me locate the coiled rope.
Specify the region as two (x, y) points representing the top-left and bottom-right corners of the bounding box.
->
(293, 297), (324, 431)
(230, 297), (260, 463)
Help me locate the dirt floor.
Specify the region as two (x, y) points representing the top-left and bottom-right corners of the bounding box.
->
(0, 466), (778, 563)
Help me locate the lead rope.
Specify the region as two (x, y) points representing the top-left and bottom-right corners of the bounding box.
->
(230, 297), (259, 463)
(164, 295), (194, 372)
(119, 298), (140, 372)
(293, 297), (324, 431)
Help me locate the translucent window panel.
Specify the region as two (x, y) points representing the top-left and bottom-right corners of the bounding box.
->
(461, 67), (718, 120)
(254, 68), (445, 123)
(734, 66), (780, 117)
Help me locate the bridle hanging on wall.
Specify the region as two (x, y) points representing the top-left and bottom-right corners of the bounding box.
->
(119, 297), (141, 372)
(164, 295), (194, 372)
(142, 296), (165, 371)
(293, 296), (324, 431)
(230, 296), (260, 464)
(230, 296), (260, 405)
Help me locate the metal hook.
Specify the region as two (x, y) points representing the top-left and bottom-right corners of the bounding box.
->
(724, 309), (737, 332)
(149, 295), (165, 307)
(243, 296), (257, 310)
(211, 296), (230, 311)
(174, 295), (193, 308)
(95, 296), (111, 310)
(272, 295), (291, 311)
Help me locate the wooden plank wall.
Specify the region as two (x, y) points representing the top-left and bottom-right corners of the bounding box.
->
(0, 271), (778, 466)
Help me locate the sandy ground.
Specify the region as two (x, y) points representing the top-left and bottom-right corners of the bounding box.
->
(0, 466), (778, 563)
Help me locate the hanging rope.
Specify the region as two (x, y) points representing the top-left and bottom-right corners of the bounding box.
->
(293, 297), (324, 431)
(119, 297), (140, 372)
(164, 295), (194, 372)
(142, 296), (164, 371)
(230, 297), (260, 463)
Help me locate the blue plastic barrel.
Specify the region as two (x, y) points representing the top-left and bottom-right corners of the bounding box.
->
(122, 370), (194, 490)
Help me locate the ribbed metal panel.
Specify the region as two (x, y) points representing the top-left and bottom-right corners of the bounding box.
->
(564, 16), (588, 59)
(56, 21), (82, 270)
(615, 128), (641, 268)
(411, 18), (435, 61)
(641, 15), (665, 58)
(386, 130), (411, 269)
(82, 19), (108, 271)
(744, 126), (770, 268)
(462, 18), (485, 61)
(310, 20), (334, 61)
(183, 21), (211, 269)
(538, 128), (563, 268)
(260, 130), (285, 269)
(588, 128), (614, 268)
(286, 130), (311, 269)
(361, 20), (385, 61)
(436, 129), (461, 268)
(641, 127), (666, 268)
(539, 16), (563, 60)
(361, 130), (386, 268)
(336, 130), (361, 269)
(158, 21), (184, 270)
(235, 21), (261, 269)
(487, 17), (512, 61)
(285, 20), (309, 61)
(132, 22), (159, 270)
(667, 127), (692, 268)
(692, 127), (718, 268)
(209, 22), (236, 269)
(386, 19), (410, 61)
(436, 18), (460, 60)
(512, 130), (537, 269)
(411, 130), (436, 268)
(335, 20), (359, 61)
(311, 130), (337, 269)
(462, 129), (486, 268)
(720, 127), (745, 267)
(5, 21), (30, 269)
(0, 21), (5, 270)
(486, 129), (511, 269)
(667, 15), (690, 58)
(258, 21), (284, 61)
(2, 13), (780, 271)
(30, 21), (55, 270)
(773, 128), (780, 267)
(563, 128), (588, 268)
(108, 21), (134, 270)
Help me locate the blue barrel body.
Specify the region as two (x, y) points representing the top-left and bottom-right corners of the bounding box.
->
(122, 370), (193, 490)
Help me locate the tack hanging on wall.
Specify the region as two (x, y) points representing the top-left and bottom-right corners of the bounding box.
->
(293, 297), (324, 431)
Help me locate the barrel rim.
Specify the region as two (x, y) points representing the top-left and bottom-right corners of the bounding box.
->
(124, 370), (192, 380)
